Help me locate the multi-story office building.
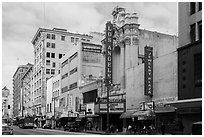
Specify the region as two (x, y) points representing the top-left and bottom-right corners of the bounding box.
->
(31, 28), (93, 116)
(13, 63), (33, 117)
(22, 64), (34, 117)
(168, 2), (202, 135)
(59, 41), (103, 125)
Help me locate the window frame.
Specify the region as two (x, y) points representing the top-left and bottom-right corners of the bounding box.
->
(51, 53), (55, 58)
(61, 36), (65, 41)
(46, 52), (50, 58)
(51, 34), (55, 40)
(190, 2), (196, 15)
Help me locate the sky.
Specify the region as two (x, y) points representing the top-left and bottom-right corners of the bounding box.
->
(1, 2), (178, 93)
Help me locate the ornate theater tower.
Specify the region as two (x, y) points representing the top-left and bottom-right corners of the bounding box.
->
(112, 6), (140, 91)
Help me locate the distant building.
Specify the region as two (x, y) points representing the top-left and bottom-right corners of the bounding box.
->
(168, 2), (202, 135)
(31, 27), (93, 117)
(22, 64), (34, 117)
(13, 63), (33, 117)
(2, 86), (10, 118)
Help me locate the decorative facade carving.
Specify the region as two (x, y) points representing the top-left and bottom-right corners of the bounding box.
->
(124, 37), (131, 45)
(132, 37), (139, 45)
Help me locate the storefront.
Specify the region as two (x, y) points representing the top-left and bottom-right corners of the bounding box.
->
(95, 97), (125, 132)
(166, 98), (202, 135)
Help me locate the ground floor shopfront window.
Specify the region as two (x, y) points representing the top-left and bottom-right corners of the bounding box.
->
(156, 112), (184, 134)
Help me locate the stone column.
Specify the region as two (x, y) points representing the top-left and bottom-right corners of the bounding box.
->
(124, 37), (131, 70)
(120, 41), (125, 89)
(131, 37), (139, 66)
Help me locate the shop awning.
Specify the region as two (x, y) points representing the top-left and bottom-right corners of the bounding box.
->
(155, 105), (177, 113)
(120, 111), (136, 118)
(75, 117), (83, 121)
(133, 110), (155, 117)
(85, 114), (99, 118)
(165, 98), (202, 108)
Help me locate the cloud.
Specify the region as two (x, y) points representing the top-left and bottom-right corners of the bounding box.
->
(2, 2), (178, 91)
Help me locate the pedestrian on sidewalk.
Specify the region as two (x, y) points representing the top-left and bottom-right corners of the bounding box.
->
(161, 122), (166, 135)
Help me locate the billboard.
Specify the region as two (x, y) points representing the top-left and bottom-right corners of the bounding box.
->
(144, 46), (153, 96)
(105, 21), (113, 87)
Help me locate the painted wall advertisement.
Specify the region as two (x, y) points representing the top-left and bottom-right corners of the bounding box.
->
(144, 46), (153, 96)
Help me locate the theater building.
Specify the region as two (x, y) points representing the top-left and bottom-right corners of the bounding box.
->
(100, 7), (178, 133)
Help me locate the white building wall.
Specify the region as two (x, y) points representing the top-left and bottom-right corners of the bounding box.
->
(126, 30), (178, 110)
(46, 77), (53, 117)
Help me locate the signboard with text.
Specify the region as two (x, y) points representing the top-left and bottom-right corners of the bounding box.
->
(105, 21), (113, 87)
(144, 46), (153, 96)
(100, 103), (124, 113)
(140, 101), (155, 111)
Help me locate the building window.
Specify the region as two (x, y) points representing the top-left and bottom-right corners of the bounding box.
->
(69, 82), (77, 90)
(46, 42), (50, 48)
(46, 69), (50, 74)
(194, 53), (202, 87)
(71, 37), (74, 43)
(51, 53), (55, 58)
(51, 43), (55, 48)
(190, 2), (196, 15)
(51, 69), (55, 75)
(61, 36), (65, 41)
(59, 54), (63, 59)
(75, 38), (79, 43)
(46, 60), (50, 65)
(51, 34), (55, 40)
(52, 62), (56, 68)
(61, 59), (68, 68)
(61, 73), (68, 80)
(70, 67), (77, 75)
(50, 103), (52, 112)
(69, 52), (78, 62)
(198, 21), (202, 41)
(190, 23), (196, 43)
(47, 34), (51, 39)
(46, 52), (50, 58)
(198, 2), (202, 11)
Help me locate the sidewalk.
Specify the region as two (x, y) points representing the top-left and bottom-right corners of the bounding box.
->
(84, 130), (172, 135)
(37, 127), (172, 135)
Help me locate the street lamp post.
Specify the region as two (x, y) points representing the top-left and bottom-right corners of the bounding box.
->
(52, 97), (56, 129)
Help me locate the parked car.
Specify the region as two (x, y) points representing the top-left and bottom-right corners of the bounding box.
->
(192, 121), (202, 135)
(64, 122), (79, 132)
(2, 124), (13, 135)
(43, 123), (52, 129)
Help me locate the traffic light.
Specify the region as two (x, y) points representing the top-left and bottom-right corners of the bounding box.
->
(8, 105), (10, 109)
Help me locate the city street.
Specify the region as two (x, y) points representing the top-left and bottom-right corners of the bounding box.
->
(12, 126), (91, 135)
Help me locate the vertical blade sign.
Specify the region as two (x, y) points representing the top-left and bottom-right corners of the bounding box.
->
(105, 21), (113, 87)
(144, 46), (153, 96)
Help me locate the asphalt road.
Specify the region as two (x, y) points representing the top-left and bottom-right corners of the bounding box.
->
(12, 126), (91, 135)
